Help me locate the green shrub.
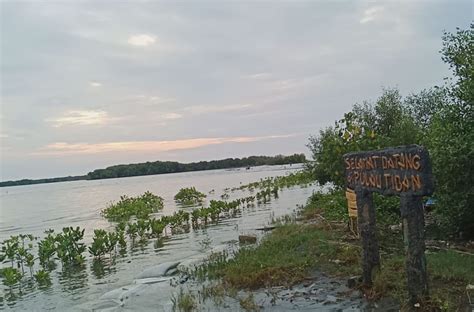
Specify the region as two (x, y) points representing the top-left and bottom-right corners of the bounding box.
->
(174, 187), (206, 205)
(102, 191), (164, 221)
(38, 229), (56, 268)
(0, 267), (22, 287)
(55, 227), (86, 266)
(34, 269), (52, 286)
(304, 190), (347, 222)
(88, 229), (118, 259)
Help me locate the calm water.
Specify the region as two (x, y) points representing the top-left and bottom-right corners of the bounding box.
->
(0, 165), (319, 311)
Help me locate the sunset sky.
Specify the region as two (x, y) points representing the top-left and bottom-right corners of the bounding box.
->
(1, 1), (472, 180)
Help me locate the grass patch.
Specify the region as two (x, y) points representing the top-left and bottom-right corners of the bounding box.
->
(428, 250), (474, 281)
(198, 222), (360, 289)
(303, 189), (348, 222)
(368, 250), (474, 310)
(171, 288), (197, 312)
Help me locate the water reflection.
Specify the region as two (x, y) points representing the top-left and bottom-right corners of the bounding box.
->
(90, 259), (117, 280)
(58, 265), (88, 294)
(1, 277), (37, 309)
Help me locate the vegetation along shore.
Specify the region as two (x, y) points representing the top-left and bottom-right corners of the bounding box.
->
(0, 154), (305, 187)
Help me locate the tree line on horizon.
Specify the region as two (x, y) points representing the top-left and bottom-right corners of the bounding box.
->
(0, 154), (306, 187)
(87, 154), (306, 180)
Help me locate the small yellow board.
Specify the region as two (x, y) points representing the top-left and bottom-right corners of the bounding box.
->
(346, 188), (357, 217)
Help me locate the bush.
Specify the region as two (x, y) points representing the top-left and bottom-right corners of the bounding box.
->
(55, 227), (86, 266)
(174, 187), (206, 205)
(101, 191), (164, 221)
(307, 88), (421, 188)
(419, 24), (473, 238)
(306, 24), (473, 238)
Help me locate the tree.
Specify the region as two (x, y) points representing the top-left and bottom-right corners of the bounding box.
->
(426, 24), (474, 238)
(405, 87), (448, 133)
(441, 24), (474, 105)
(307, 24), (473, 237)
(308, 88), (421, 188)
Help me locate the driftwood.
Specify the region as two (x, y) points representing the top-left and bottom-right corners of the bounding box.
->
(238, 235), (257, 244)
(254, 226), (276, 232)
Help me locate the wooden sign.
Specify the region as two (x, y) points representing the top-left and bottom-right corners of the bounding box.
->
(344, 145), (434, 196)
(344, 145), (433, 306)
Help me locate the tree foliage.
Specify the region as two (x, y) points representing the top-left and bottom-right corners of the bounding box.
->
(307, 88), (420, 187)
(1, 154), (307, 187)
(174, 187), (207, 205)
(426, 24), (473, 237)
(87, 154), (306, 180)
(308, 23), (473, 238)
(101, 191), (164, 221)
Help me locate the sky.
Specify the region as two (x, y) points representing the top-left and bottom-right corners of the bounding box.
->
(0, 0), (472, 180)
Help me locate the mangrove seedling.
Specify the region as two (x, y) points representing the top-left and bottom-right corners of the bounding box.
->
(116, 229), (127, 251)
(1, 236), (19, 267)
(33, 269), (51, 287)
(174, 187), (206, 205)
(191, 209), (200, 226)
(149, 219), (166, 237)
(89, 229), (120, 259)
(38, 229), (57, 268)
(101, 191), (164, 221)
(55, 227), (86, 266)
(0, 267), (23, 287)
(126, 222), (138, 243)
(136, 219), (150, 241)
(88, 229), (108, 260)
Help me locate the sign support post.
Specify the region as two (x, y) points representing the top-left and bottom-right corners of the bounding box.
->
(356, 187), (380, 286)
(401, 194), (429, 303)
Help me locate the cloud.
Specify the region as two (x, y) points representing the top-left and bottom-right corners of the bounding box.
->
(90, 81), (102, 87)
(360, 6), (384, 24)
(33, 134), (295, 156)
(244, 73), (272, 80)
(149, 96), (176, 103)
(47, 110), (111, 127)
(263, 75), (326, 93)
(127, 34), (156, 46)
(136, 95), (177, 105)
(183, 104), (252, 114)
(162, 112), (182, 120)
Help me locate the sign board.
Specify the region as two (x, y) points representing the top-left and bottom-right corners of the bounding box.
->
(343, 145), (433, 305)
(344, 145), (434, 196)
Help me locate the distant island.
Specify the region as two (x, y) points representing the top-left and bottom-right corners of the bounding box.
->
(0, 154), (306, 187)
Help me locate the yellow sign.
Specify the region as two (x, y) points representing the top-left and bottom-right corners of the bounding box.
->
(346, 188), (357, 217)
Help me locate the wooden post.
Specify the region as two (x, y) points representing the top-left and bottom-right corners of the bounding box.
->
(400, 194), (429, 303)
(356, 187), (380, 286)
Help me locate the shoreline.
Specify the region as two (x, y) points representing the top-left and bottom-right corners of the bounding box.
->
(1, 156), (306, 188)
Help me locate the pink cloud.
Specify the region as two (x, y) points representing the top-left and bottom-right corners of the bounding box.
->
(33, 135), (295, 156)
